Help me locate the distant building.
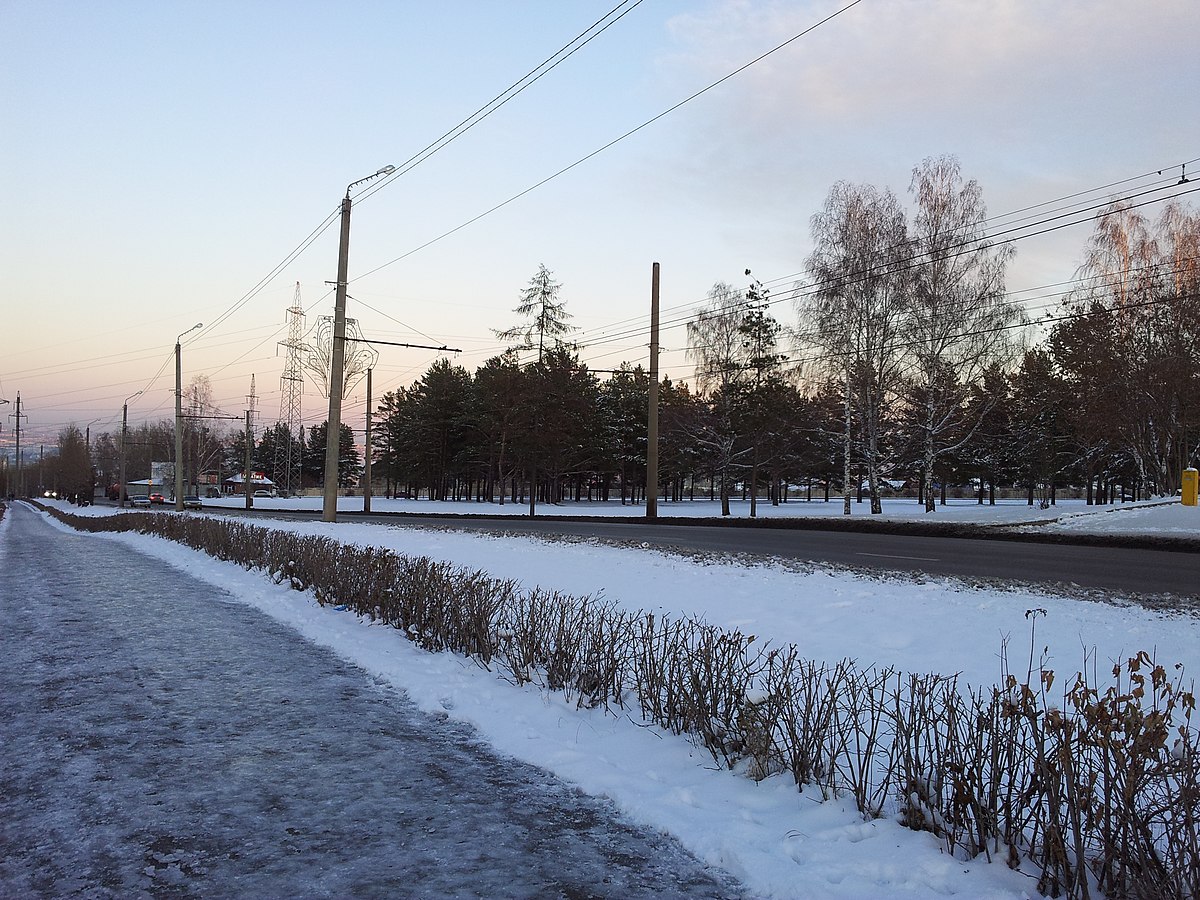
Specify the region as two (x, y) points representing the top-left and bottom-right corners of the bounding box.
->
(222, 472), (276, 496)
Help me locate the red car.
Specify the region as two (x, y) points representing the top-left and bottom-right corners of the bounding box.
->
(148, 492), (166, 504)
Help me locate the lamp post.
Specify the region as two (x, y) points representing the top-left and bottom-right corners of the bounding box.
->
(11, 393), (22, 497)
(0, 398), (8, 499)
(323, 164), (394, 523)
(120, 390), (143, 507)
(83, 417), (103, 503)
(175, 323), (202, 511)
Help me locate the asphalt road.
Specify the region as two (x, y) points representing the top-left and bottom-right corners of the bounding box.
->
(223, 507), (1200, 600)
(1, 502), (742, 898)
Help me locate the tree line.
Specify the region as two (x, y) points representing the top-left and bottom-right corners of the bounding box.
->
(366, 158), (1199, 513)
(46, 158), (1199, 513)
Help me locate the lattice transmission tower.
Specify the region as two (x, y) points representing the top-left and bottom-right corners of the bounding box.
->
(274, 282), (306, 497)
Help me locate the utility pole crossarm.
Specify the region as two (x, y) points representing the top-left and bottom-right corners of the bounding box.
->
(359, 339), (462, 353)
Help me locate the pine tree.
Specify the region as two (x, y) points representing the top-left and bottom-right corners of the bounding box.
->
(494, 264), (575, 361)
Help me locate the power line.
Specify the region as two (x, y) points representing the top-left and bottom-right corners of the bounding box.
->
(165, 8), (648, 418)
(199, 206), (342, 342)
(352, 0), (867, 283)
(568, 161), (1198, 349)
(384, 162), (1198, 367)
(354, 0), (649, 206)
(561, 179), (1200, 358)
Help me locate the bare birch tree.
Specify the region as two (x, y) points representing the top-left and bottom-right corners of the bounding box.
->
(1069, 201), (1191, 494)
(686, 282), (747, 394)
(686, 282), (751, 515)
(803, 182), (909, 514)
(905, 155), (1021, 512)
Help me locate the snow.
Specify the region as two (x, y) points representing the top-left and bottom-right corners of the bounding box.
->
(202, 492), (1189, 530)
(0, 504), (738, 898)
(15, 498), (1200, 897)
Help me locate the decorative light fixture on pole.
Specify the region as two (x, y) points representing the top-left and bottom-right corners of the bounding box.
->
(119, 390), (142, 507)
(175, 323), (202, 511)
(323, 165), (394, 523)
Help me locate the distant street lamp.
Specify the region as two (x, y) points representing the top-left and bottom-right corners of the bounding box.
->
(175, 323), (202, 511)
(84, 417), (102, 451)
(120, 390), (143, 507)
(0, 398), (8, 498)
(323, 164), (394, 523)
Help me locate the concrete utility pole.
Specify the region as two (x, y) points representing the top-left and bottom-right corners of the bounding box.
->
(244, 409), (253, 511)
(647, 263), (661, 520)
(12, 393), (25, 497)
(119, 390), (142, 507)
(0, 397), (8, 496)
(324, 164), (394, 524)
(363, 367), (372, 514)
(175, 323), (202, 510)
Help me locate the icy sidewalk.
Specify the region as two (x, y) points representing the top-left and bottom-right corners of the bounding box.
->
(0, 504), (742, 899)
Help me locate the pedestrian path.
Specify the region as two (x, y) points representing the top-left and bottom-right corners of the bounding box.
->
(0, 503), (742, 898)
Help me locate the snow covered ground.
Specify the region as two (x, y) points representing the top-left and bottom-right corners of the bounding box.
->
(198, 492), (1196, 535)
(18, 499), (1200, 897)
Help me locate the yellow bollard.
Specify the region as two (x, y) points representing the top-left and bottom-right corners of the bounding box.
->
(1183, 468), (1198, 506)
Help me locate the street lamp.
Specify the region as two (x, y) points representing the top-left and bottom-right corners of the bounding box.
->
(175, 323), (202, 511)
(323, 164), (394, 523)
(119, 390), (143, 507)
(0, 399), (8, 499)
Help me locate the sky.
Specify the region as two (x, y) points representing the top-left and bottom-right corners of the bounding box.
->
(2, 0), (1198, 454)
(27, 497), (1199, 896)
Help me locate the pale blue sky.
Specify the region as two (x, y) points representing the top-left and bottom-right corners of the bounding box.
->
(3, 0), (1198, 451)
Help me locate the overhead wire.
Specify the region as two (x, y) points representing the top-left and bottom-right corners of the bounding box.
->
(13, 165), (1197, 443)
(353, 0), (649, 206)
(198, 205), (343, 341)
(148, 3), (651, 424)
(561, 178), (1200, 359)
(382, 162), (1197, 366)
(17, 0), (1198, 438)
(352, 0), (868, 283)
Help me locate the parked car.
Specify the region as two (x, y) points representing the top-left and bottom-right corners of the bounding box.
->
(182, 496), (203, 510)
(253, 490), (275, 498)
(204, 488), (221, 498)
(130, 495), (152, 508)
(148, 492), (166, 504)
